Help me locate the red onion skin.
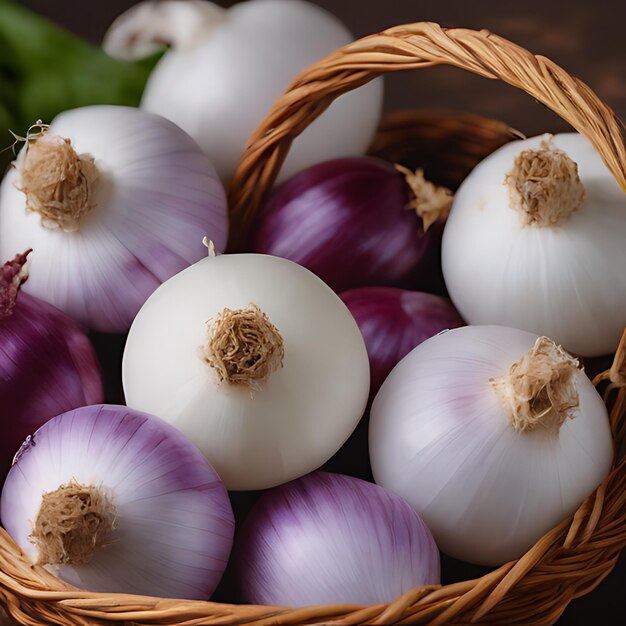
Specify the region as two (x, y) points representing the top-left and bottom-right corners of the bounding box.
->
(249, 157), (443, 292)
(340, 287), (464, 400)
(0, 292), (103, 476)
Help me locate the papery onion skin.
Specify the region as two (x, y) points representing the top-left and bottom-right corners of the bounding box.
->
(370, 325), (613, 566)
(136, 0), (383, 183)
(236, 471), (440, 606)
(1, 404), (234, 599)
(122, 253), (370, 491)
(0, 105), (228, 332)
(0, 291), (102, 475)
(340, 287), (464, 399)
(442, 132), (626, 357)
(250, 157), (443, 293)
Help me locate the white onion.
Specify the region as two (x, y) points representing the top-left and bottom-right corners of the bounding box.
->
(442, 133), (626, 356)
(370, 325), (613, 566)
(104, 0), (383, 183)
(0, 105), (228, 332)
(123, 252), (370, 490)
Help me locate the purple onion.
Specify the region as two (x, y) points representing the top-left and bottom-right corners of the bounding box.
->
(236, 471), (440, 606)
(341, 287), (465, 399)
(0, 251), (102, 476)
(2, 404), (234, 599)
(249, 157), (446, 292)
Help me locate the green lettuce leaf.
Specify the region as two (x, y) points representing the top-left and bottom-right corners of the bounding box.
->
(0, 1), (160, 167)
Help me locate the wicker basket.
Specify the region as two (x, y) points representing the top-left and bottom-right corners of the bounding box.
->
(1, 22), (625, 626)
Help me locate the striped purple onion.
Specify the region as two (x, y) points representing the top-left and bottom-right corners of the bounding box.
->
(0, 251), (102, 478)
(1, 404), (234, 599)
(236, 471), (440, 606)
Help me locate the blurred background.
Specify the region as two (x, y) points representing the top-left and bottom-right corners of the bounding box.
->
(21, 0), (626, 133)
(3, 1), (625, 624)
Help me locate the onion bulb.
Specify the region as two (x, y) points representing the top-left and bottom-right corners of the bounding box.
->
(104, 0), (383, 183)
(370, 325), (613, 566)
(250, 157), (451, 292)
(1, 404), (234, 599)
(0, 105), (228, 332)
(340, 287), (464, 399)
(236, 471), (440, 606)
(0, 251), (102, 477)
(442, 133), (626, 356)
(123, 252), (369, 490)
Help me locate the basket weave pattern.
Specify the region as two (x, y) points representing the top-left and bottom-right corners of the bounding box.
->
(1, 23), (625, 626)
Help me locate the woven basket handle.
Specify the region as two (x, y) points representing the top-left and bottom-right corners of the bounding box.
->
(228, 22), (626, 227)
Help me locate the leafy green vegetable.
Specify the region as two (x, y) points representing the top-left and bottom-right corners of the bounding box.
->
(0, 1), (160, 167)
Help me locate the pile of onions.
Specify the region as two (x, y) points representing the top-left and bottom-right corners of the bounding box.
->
(104, 0), (383, 183)
(236, 471), (440, 606)
(250, 157), (451, 293)
(0, 251), (102, 476)
(370, 325), (613, 565)
(0, 3), (620, 606)
(1, 404), (234, 599)
(123, 251), (370, 490)
(340, 287), (464, 399)
(0, 105), (228, 332)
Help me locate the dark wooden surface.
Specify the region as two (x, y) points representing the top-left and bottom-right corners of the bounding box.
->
(11, 2), (626, 625)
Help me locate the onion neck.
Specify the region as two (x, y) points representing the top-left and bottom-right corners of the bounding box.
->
(0, 250), (31, 320)
(395, 165), (453, 232)
(201, 303), (285, 389)
(18, 131), (99, 232)
(103, 0), (227, 60)
(490, 337), (581, 435)
(31, 481), (116, 567)
(505, 140), (586, 227)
